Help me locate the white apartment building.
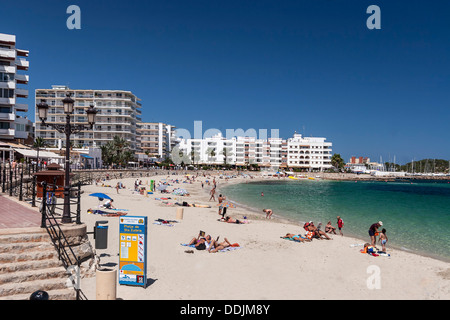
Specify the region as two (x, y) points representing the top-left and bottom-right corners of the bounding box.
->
(178, 133), (236, 165)
(177, 133), (332, 171)
(286, 133), (332, 170)
(0, 33), (33, 142)
(137, 122), (177, 160)
(35, 86), (142, 151)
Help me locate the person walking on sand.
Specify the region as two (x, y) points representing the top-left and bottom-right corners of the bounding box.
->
(337, 216), (344, 236)
(368, 221), (383, 247)
(209, 186), (216, 201)
(218, 194), (225, 216)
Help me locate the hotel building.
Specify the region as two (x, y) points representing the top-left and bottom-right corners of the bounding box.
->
(136, 122), (177, 160)
(177, 133), (332, 171)
(0, 33), (32, 142)
(286, 133), (332, 170)
(35, 86), (142, 151)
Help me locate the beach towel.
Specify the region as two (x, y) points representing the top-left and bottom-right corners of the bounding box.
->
(181, 243), (196, 248)
(219, 246), (241, 253)
(281, 236), (305, 243)
(153, 219), (177, 226)
(87, 209), (127, 217)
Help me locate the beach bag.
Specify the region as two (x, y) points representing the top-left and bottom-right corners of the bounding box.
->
(196, 242), (206, 250)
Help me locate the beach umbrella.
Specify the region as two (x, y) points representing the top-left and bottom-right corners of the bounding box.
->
(89, 193), (112, 209)
(89, 193), (112, 200)
(217, 201), (236, 208)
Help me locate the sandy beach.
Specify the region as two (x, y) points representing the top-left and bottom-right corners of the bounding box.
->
(79, 172), (450, 300)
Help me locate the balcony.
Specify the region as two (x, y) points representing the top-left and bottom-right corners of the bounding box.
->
(0, 48), (16, 60)
(16, 48), (29, 57)
(15, 74), (29, 84)
(0, 65), (15, 73)
(15, 58), (29, 70)
(0, 81), (15, 89)
(0, 113), (15, 121)
(0, 128), (15, 137)
(0, 97), (15, 105)
(15, 88), (28, 98)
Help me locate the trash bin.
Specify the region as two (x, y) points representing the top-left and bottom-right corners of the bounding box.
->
(94, 221), (108, 249)
(96, 267), (117, 300)
(176, 207), (184, 220)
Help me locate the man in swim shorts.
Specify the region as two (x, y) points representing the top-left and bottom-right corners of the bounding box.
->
(368, 221), (383, 247)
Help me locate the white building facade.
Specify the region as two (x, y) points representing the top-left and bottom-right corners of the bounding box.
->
(286, 133), (332, 170)
(35, 86), (142, 151)
(0, 33), (32, 142)
(177, 133), (333, 171)
(137, 122), (177, 160)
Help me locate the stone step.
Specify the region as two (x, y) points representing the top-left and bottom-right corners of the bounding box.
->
(0, 250), (57, 264)
(0, 288), (76, 300)
(0, 266), (68, 286)
(0, 258), (63, 275)
(0, 233), (50, 245)
(0, 259), (63, 274)
(0, 277), (71, 298)
(0, 240), (54, 254)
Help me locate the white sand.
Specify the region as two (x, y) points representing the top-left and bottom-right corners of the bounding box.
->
(79, 172), (450, 300)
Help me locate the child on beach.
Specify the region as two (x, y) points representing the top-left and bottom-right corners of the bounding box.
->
(337, 216), (344, 236)
(378, 228), (388, 252)
(263, 209), (273, 219)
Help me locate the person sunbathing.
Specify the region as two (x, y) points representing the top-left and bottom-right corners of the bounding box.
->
(308, 222), (332, 240)
(281, 233), (311, 242)
(188, 232), (213, 250)
(325, 221), (337, 234)
(208, 237), (235, 253)
(219, 216), (249, 224)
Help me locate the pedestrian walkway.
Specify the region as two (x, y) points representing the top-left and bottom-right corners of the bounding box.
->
(0, 194), (41, 229)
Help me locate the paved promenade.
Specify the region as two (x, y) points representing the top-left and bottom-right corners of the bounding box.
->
(0, 194), (41, 230)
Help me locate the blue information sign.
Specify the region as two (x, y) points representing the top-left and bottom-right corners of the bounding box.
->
(118, 216), (147, 287)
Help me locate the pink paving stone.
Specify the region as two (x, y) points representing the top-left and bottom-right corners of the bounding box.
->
(0, 195), (41, 229)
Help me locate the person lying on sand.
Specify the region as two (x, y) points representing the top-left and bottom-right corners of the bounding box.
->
(188, 232), (214, 250)
(281, 233), (311, 243)
(218, 216), (249, 224)
(208, 237), (238, 253)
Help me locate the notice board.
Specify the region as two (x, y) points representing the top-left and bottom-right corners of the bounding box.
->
(118, 216), (147, 287)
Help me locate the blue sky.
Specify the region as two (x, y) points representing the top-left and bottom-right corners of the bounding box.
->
(2, 0), (450, 164)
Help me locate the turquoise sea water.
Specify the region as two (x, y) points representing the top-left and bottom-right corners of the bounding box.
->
(221, 179), (450, 262)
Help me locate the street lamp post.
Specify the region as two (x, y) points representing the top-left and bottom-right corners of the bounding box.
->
(37, 93), (97, 223)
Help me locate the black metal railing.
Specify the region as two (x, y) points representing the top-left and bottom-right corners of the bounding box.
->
(40, 181), (87, 300)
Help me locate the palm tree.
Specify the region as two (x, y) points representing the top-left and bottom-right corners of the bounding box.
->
(331, 153), (345, 171)
(112, 136), (129, 166)
(33, 137), (47, 171)
(221, 147), (233, 166)
(205, 147), (217, 166)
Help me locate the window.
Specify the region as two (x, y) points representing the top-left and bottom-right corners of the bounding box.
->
(0, 72), (14, 82)
(0, 106), (11, 113)
(0, 122), (10, 129)
(0, 88), (14, 98)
